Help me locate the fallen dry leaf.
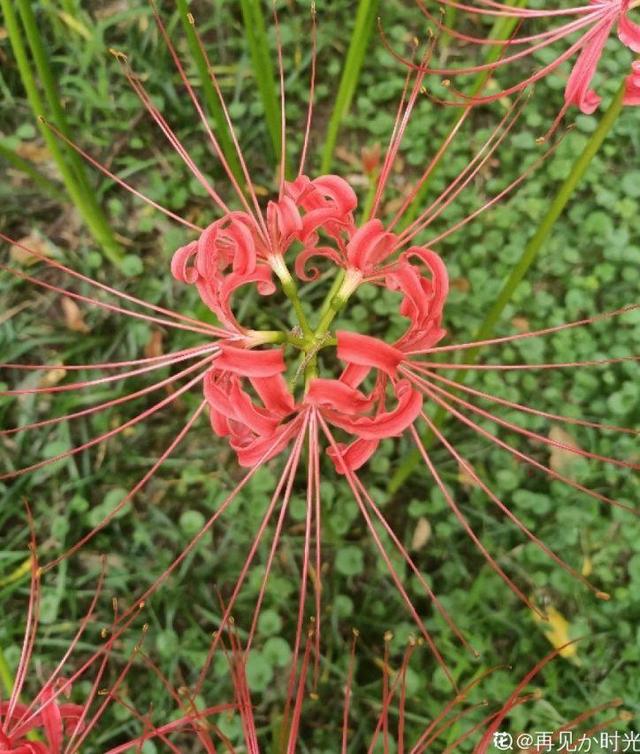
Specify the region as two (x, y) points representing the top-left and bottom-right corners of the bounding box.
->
(549, 425), (582, 478)
(511, 316), (530, 332)
(361, 143), (381, 175)
(61, 296), (90, 333)
(450, 277), (471, 293)
(15, 141), (51, 164)
(411, 517), (432, 550)
(9, 233), (54, 266)
(334, 145), (360, 168)
(533, 604), (579, 662)
(145, 330), (165, 359)
(94, 0), (129, 19)
(458, 459), (481, 489)
(382, 196), (406, 216)
(38, 366), (67, 388)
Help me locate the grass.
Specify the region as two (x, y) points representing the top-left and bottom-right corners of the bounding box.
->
(1, 1), (640, 751)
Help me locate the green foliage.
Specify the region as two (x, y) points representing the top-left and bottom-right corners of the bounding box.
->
(1, 0), (639, 751)
(239, 0), (282, 164)
(320, 0), (379, 173)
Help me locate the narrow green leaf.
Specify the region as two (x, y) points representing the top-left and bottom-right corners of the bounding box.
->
(177, 0), (245, 186)
(240, 0), (281, 164)
(320, 0), (379, 174)
(2, 0), (124, 265)
(467, 81), (626, 361)
(16, 0), (93, 189)
(0, 644), (14, 700)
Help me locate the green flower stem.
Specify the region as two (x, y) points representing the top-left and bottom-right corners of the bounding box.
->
(317, 268), (346, 320)
(313, 270), (361, 341)
(315, 303), (340, 341)
(309, 174), (377, 342)
(389, 80), (626, 494)
(2, 0), (124, 267)
(271, 257), (313, 338)
(284, 284), (313, 338)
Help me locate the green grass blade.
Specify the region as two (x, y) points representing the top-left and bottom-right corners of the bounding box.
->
(320, 0), (379, 174)
(388, 80), (626, 493)
(2, 0), (124, 266)
(177, 0), (245, 186)
(240, 0), (281, 163)
(465, 82), (626, 361)
(0, 644), (14, 699)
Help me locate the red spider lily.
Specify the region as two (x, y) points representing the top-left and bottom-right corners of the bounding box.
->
(409, 0), (640, 130)
(1, 1), (638, 688)
(101, 628), (628, 754)
(0, 522), (144, 754)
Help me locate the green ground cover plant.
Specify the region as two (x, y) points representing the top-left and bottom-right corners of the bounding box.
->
(0, 1), (639, 751)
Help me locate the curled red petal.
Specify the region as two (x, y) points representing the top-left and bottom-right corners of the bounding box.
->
(230, 381), (281, 435)
(345, 219), (396, 274)
(204, 374), (279, 435)
(197, 213), (258, 281)
(619, 0), (640, 53)
(220, 266), (276, 304)
(170, 241), (199, 284)
(58, 704), (85, 734)
(294, 174), (358, 241)
(294, 245), (344, 281)
(232, 422), (296, 467)
(284, 175), (309, 203)
(310, 175), (358, 214)
(250, 374), (296, 416)
(624, 61), (640, 105)
(327, 437), (379, 473)
(340, 362), (371, 389)
(386, 257), (448, 351)
(230, 220), (258, 275)
(564, 20), (613, 114)
(336, 331), (405, 375)
(401, 246), (449, 309)
(299, 208), (350, 243)
(305, 378), (373, 415)
(38, 688), (63, 754)
(326, 380), (423, 440)
(267, 195), (303, 252)
(209, 406), (231, 437)
(215, 344), (286, 377)
(212, 265), (275, 330)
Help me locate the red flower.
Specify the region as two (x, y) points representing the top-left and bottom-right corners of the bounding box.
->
(0, 526), (139, 754)
(409, 0), (640, 126)
(2, 1), (637, 688)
